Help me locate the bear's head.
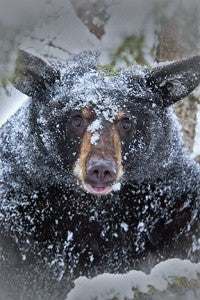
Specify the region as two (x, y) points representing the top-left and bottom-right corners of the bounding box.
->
(12, 50), (200, 196)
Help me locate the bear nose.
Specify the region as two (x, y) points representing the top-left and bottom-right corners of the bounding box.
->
(86, 159), (117, 185)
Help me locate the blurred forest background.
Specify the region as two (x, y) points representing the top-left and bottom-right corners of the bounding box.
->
(0, 0), (200, 160)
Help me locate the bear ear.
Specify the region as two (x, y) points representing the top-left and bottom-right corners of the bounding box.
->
(11, 49), (60, 99)
(146, 56), (200, 107)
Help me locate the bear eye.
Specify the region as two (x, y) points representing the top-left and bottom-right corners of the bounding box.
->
(72, 114), (84, 128)
(120, 118), (131, 131)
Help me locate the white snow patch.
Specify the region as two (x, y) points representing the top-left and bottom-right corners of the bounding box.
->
(67, 231), (73, 242)
(112, 182), (121, 192)
(90, 132), (100, 144)
(22, 254), (26, 261)
(120, 222), (129, 232)
(88, 119), (102, 133)
(89, 255), (94, 262)
(137, 222), (145, 231)
(88, 119), (102, 144)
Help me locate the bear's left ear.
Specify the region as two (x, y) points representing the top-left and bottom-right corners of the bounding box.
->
(11, 49), (60, 100)
(146, 56), (200, 107)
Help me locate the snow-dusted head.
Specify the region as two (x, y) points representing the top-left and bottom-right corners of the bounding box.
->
(12, 50), (200, 195)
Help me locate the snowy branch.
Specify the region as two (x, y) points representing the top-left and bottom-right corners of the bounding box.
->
(67, 259), (200, 300)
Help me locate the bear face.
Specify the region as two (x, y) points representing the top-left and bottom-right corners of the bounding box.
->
(10, 50), (200, 195)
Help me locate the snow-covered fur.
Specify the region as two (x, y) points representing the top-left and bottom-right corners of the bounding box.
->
(0, 50), (200, 299)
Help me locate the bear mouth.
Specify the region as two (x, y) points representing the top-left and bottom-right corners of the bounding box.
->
(84, 183), (112, 196)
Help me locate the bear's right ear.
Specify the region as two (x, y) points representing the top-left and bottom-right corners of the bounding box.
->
(11, 49), (60, 99)
(146, 55), (200, 107)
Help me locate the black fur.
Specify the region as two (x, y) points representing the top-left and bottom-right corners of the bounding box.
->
(1, 50), (200, 299)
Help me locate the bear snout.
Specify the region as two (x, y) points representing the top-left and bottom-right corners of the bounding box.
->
(86, 158), (117, 185)
(83, 158), (117, 195)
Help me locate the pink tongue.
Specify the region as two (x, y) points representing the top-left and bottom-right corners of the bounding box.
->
(86, 184), (111, 195)
(91, 186), (108, 193)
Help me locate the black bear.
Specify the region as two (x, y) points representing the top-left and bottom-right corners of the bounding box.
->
(0, 49), (200, 299)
